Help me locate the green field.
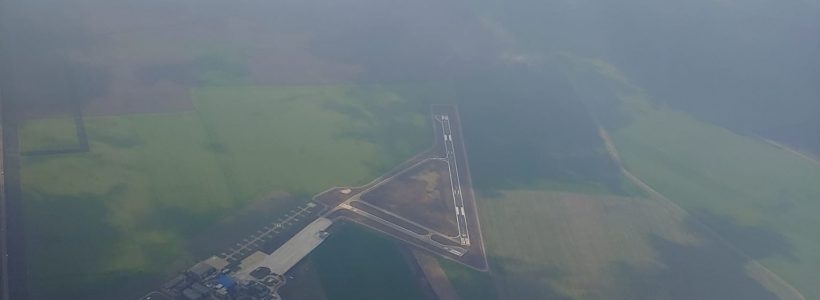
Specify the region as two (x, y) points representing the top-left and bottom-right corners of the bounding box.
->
(610, 97), (820, 298)
(19, 116), (79, 153)
(474, 190), (689, 299)
(22, 112), (231, 299)
(566, 57), (820, 298)
(192, 85), (430, 200)
(20, 85), (430, 299)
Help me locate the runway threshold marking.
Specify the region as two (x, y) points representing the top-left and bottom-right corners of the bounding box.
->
(438, 114), (471, 246)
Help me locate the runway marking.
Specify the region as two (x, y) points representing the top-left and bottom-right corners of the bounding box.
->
(438, 114), (471, 246)
(338, 203), (467, 256)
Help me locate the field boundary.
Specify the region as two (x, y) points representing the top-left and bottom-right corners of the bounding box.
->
(598, 127), (806, 300)
(21, 105), (89, 156)
(756, 135), (820, 167)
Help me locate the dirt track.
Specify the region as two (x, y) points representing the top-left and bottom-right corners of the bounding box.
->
(597, 127), (806, 300)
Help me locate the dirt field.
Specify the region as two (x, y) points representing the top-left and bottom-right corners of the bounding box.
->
(361, 159), (459, 237)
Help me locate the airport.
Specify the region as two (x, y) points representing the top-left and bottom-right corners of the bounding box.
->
(141, 105), (487, 300)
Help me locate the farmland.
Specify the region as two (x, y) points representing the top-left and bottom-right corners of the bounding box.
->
(568, 56), (820, 299)
(22, 112), (231, 299)
(610, 98), (820, 299)
(192, 85), (430, 199)
(19, 116), (79, 153)
(477, 190), (688, 299)
(19, 84), (430, 299)
(466, 189), (799, 299)
(2, 0), (817, 298)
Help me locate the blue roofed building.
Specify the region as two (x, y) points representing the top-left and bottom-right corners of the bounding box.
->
(216, 274), (237, 291)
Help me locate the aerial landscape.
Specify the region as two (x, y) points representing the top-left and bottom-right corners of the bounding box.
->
(1, 0), (819, 299)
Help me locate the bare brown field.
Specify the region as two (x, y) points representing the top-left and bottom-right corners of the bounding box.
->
(361, 159), (459, 237)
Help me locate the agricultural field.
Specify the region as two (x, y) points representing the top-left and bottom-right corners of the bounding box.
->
(471, 190), (799, 300)
(19, 84), (430, 299)
(192, 85), (430, 199)
(19, 116), (79, 153)
(609, 100), (820, 298)
(22, 112), (232, 299)
(568, 57), (820, 299)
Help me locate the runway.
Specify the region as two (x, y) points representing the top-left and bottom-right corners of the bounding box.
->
(437, 114), (471, 246)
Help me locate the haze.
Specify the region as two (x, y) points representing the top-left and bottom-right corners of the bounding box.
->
(1, 0), (818, 299)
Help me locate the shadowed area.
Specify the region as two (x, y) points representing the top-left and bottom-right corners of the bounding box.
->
(453, 66), (623, 194)
(613, 223), (781, 300)
(691, 210), (794, 260)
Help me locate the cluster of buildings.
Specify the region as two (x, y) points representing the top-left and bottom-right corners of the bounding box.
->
(162, 257), (274, 300)
(158, 217), (333, 300)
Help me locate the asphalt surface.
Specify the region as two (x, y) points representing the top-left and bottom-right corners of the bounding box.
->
(319, 105), (488, 269)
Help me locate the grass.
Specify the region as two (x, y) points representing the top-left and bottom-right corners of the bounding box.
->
(20, 84), (430, 299)
(475, 190), (700, 299)
(19, 116), (79, 153)
(610, 102), (820, 299)
(473, 188), (804, 299)
(570, 57), (820, 298)
(22, 112), (230, 299)
(192, 85), (430, 201)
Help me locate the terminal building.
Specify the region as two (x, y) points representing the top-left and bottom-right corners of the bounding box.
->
(235, 217), (332, 282)
(161, 217), (333, 300)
